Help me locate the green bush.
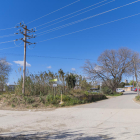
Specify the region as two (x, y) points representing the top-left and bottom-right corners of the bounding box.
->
(11, 97), (18, 103)
(32, 104), (39, 107)
(63, 97), (82, 106)
(119, 92), (123, 95)
(45, 94), (82, 106)
(46, 94), (55, 102)
(62, 95), (71, 101)
(12, 104), (15, 108)
(102, 86), (112, 95)
(84, 91), (89, 96)
(39, 96), (45, 104)
(108, 92), (123, 96)
(26, 97), (35, 104)
(136, 96), (140, 101)
(46, 94), (59, 104)
(91, 92), (99, 95)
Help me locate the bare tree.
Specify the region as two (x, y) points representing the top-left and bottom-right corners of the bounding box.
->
(0, 58), (11, 91)
(83, 47), (140, 92)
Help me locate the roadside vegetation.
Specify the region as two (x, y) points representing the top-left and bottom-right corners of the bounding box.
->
(0, 69), (107, 110)
(83, 47), (140, 93)
(101, 86), (123, 96)
(0, 90), (107, 109)
(135, 96), (140, 101)
(1, 47), (139, 109)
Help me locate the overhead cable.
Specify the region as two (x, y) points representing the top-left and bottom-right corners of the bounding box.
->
(36, 0), (139, 36)
(0, 26), (15, 31)
(0, 53), (95, 61)
(0, 34), (17, 39)
(35, 0), (108, 30)
(0, 46), (23, 51)
(26, 0), (80, 25)
(37, 13), (140, 43)
(0, 40), (15, 45)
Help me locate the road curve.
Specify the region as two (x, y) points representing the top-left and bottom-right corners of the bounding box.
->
(0, 91), (140, 140)
(75, 91), (140, 109)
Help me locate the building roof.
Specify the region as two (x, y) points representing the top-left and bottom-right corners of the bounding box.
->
(125, 85), (133, 87)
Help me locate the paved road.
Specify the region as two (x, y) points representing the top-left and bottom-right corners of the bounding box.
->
(0, 91), (140, 140)
(75, 92), (140, 109)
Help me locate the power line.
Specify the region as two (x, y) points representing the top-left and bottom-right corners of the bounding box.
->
(35, 0), (108, 30)
(26, 0), (80, 25)
(37, 12), (140, 43)
(35, 0), (139, 33)
(0, 40), (15, 44)
(0, 26), (15, 31)
(0, 52), (96, 61)
(0, 21), (25, 32)
(0, 33), (18, 39)
(37, 0), (116, 36)
(0, 45), (23, 51)
(36, 0), (140, 37)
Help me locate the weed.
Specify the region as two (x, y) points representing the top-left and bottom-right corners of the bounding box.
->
(108, 92), (123, 96)
(84, 91), (89, 96)
(39, 95), (45, 104)
(12, 104), (15, 108)
(11, 97), (18, 103)
(32, 104), (38, 108)
(26, 106), (29, 108)
(26, 97), (35, 104)
(62, 95), (71, 101)
(136, 96), (140, 101)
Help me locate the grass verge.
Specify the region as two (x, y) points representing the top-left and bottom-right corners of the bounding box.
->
(106, 92), (123, 96)
(135, 95), (140, 101)
(0, 92), (107, 110)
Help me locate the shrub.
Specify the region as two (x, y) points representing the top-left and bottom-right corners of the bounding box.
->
(39, 96), (45, 104)
(46, 94), (59, 104)
(46, 94), (54, 102)
(26, 97), (35, 104)
(32, 104), (39, 107)
(136, 96), (140, 101)
(119, 92), (123, 95)
(102, 86), (112, 95)
(62, 95), (71, 101)
(84, 91), (89, 96)
(11, 97), (18, 103)
(12, 104), (15, 108)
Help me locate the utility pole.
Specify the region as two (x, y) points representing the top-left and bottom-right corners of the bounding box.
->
(133, 57), (139, 96)
(15, 23), (36, 95)
(22, 26), (27, 94)
(100, 82), (102, 93)
(133, 75), (134, 90)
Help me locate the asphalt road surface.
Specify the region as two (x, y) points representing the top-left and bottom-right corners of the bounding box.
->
(0, 91), (140, 140)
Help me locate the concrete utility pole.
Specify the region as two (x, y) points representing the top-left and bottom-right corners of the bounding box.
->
(22, 26), (27, 94)
(15, 23), (36, 95)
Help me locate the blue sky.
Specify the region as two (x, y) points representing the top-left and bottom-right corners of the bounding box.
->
(0, 0), (140, 84)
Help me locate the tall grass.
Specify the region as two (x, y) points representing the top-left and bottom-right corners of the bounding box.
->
(15, 71), (66, 96)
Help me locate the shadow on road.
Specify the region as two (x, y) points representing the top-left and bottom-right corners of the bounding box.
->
(0, 129), (115, 140)
(123, 92), (137, 95)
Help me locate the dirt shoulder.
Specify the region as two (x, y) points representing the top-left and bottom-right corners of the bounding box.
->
(133, 98), (140, 105)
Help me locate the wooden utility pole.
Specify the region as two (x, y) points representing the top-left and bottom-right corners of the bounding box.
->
(22, 26), (27, 94)
(15, 23), (36, 95)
